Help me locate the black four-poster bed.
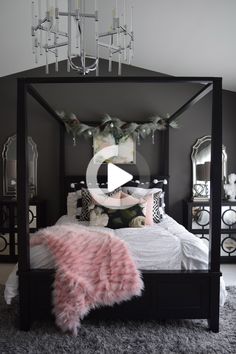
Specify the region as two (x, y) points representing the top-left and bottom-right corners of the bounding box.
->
(17, 76), (222, 332)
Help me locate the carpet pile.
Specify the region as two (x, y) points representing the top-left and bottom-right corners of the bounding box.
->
(0, 285), (235, 354)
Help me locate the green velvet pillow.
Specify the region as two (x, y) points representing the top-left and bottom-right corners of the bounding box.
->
(90, 203), (147, 229)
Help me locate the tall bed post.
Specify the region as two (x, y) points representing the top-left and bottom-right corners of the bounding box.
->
(17, 78), (30, 330)
(208, 77), (222, 332)
(59, 125), (66, 215)
(160, 126), (169, 212)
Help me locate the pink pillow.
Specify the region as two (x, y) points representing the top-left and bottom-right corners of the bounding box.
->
(90, 191), (121, 208)
(144, 194), (154, 226)
(120, 191), (143, 206)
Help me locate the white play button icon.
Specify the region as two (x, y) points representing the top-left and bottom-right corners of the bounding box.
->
(107, 163), (133, 192)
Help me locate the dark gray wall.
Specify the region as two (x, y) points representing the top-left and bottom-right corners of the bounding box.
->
(1, 59), (236, 224)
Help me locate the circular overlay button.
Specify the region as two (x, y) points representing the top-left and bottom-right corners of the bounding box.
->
(86, 145), (150, 209)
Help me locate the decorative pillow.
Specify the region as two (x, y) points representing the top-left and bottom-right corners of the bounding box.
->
(153, 192), (163, 223)
(89, 202), (147, 229)
(79, 187), (121, 221)
(143, 194), (154, 226)
(120, 191), (153, 226)
(67, 190), (82, 217)
(158, 191), (166, 216)
(79, 189), (92, 221)
(122, 186), (162, 197)
(122, 187), (164, 223)
(120, 191), (144, 206)
(89, 205), (109, 227)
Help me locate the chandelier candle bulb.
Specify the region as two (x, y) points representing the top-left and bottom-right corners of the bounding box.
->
(32, 38), (35, 55)
(115, 0), (119, 45)
(108, 54), (112, 72)
(128, 45), (131, 64)
(76, 25), (80, 50)
(55, 51), (58, 71)
(152, 130), (155, 144)
(137, 133), (140, 145)
(130, 5), (133, 32)
(67, 59), (70, 72)
(45, 31), (49, 72)
(112, 8), (116, 23)
(123, 0), (127, 60)
(96, 44), (99, 76)
(31, 1), (35, 26)
(38, 0), (41, 23)
(34, 38), (38, 64)
(50, 6), (54, 18)
(115, 0), (118, 17)
(124, 0), (126, 24)
(40, 30), (43, 55)
(45, 49), (49, 74)
(38, 0), (43, 55)
(31, 1), (35, 54)
(95, 0), (98, 64)
(118, 52), (122, 75)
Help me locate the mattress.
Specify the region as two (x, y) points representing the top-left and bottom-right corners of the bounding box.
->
(4, 214), (227, 306)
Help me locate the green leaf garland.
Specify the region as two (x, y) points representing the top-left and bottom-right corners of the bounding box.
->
(57, 112), (178, 144)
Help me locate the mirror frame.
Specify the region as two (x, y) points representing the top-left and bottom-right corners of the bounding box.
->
(2, 134), (38, 198)
(191, 135), (227, 199)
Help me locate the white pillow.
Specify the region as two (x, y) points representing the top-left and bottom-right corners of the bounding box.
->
(122, 186), (162, 197)
(67, 190), (82, 217)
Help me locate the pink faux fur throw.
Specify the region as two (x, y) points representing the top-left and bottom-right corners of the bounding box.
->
(30, 223), (143, 335)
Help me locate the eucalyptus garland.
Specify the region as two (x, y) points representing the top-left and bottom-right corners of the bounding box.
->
(57, 112), (178, 145)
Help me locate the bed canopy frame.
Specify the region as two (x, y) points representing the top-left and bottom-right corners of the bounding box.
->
(17, 76), (222, 332)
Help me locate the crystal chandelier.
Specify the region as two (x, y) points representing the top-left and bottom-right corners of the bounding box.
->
(31, 0), (134, 75)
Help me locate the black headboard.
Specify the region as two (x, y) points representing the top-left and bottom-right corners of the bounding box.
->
(64, 175), (169, 213)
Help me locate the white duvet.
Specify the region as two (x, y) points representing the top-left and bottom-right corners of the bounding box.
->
(4, 214), (227, 306)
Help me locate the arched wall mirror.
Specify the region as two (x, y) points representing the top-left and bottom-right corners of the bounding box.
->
(191, 135), (227, 199)
(2, 135), (38, 198)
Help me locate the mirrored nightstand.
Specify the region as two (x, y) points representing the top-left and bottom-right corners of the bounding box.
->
(0, 199), (46, 263)
(184, 200), (236, 263)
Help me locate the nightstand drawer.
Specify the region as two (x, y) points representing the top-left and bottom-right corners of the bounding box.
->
(0, 199), (46, 262)
(184, 201), (236, 263)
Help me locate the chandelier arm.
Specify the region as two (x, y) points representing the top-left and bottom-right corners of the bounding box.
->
(46, 41), (68, 50)
(33, 17), (47, 31)
(59, 11), (96, 19)
(68, 56), (98, 74)
(98, 28), (125, 38)
(39, 26), (68, 38)
(98, 42), (120, 51)
(80, 54), (98, 73)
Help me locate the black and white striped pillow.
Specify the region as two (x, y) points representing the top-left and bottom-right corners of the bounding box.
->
(153, 191), (163, 223)
(79, 189), (92, 221)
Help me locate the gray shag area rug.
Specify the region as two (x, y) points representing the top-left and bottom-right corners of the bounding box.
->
(0, 285), (235, 354)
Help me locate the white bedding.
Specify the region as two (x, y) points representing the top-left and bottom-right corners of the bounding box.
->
(4, 214), (227, 306)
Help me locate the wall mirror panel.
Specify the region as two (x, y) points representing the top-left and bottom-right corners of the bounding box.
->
(2, 135), (38, 198)
(191, 135), (227, 199)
